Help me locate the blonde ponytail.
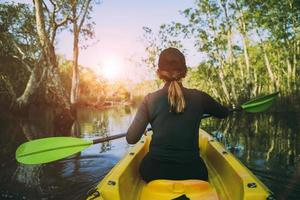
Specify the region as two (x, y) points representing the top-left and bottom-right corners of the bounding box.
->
(168, 80), (186, 113)
(157, 70), (186, 113)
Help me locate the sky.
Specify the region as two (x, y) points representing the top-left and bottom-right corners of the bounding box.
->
(10, 0), (200, 82)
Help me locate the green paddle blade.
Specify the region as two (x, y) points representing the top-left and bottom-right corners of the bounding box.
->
(241, 91), (279, 113)
(16, 137), (93, 165)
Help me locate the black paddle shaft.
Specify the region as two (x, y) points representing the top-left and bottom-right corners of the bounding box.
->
(92, 133), (127, 144)
(92, 127), (154, 144)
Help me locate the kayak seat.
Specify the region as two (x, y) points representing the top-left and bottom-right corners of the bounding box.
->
(139, 179), (219, 200)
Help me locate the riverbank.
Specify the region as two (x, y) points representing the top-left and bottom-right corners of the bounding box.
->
(76, 100), (132, 110)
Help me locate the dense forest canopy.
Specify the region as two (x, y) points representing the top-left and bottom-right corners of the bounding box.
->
(0, 0), (299, 116)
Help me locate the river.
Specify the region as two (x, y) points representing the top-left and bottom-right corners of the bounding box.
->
(0, 106), (299, 200)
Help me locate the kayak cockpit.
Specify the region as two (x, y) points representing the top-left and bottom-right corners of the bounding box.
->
(87, 129), (272, 200)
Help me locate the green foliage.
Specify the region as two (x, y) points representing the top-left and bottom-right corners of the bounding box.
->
(0, 3), (39, 57)
(142, 25), (185, 70)
(142, 0), (300, 105)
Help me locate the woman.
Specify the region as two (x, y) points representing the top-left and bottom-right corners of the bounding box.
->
(126, 48), (229, 182)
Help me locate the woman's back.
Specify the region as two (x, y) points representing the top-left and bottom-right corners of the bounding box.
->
(128, 82), (228, 162)
(139, 84), (203, 163)
(126, 47), (229, 182)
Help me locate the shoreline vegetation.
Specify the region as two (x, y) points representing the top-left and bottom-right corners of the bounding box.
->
(0, 0), (299, 123)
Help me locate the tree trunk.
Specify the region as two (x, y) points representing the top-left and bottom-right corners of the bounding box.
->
(286, 58), (292, 93)
(70, 29), (79, 106)
(217, 68), (231, 104)
(262, 47), (277, 90)
(241, 36), (250, 78)
(289, 0), (298, 89)
(256, 30), (277, 91)
(235, 0), (251, 97)
(70, 0), (92, 115)
(292, 41), (297, 86)
(12, 0), (49, 110)
(220, 0), (234, 65)
(207, 79), (221, 101)
(16, 64), (44, 108)
(230, 77), (238, 104)
(237, 58), (244, 80)
(33, 0), (72, 121)
(235, 0), (250, 77)
(227, 28), (234, 65)
(252, 67), (258, 97)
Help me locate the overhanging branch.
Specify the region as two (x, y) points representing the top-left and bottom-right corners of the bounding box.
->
(12, 55), (33, 73)
(10, 39), (33, 72)
(79, 0), (92, 30)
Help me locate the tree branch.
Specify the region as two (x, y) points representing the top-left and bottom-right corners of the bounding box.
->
(74, 0), (84, 21)
(50, 1), (72, 44)
(11, 39), (26, 59)
(78, 0), (92, 30)
(10, 39), (33, 72)
(12, 55), (33, 73)
(48, 0), (57, 44)
(48, 0), (59, 12)
(42, 0), (50, 16)
(57, 15), (71, 27)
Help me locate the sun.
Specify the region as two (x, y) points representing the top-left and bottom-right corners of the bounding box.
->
(101, 56), (122, 80)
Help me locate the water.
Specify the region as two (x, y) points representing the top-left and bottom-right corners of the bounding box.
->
(202, 112), (300, 200)
(0, 106), (299, 200)
(0, 106), (134, 200)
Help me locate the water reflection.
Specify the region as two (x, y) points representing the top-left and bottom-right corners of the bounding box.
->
(0, 106), (135, 200)
(13, 164), (43, 191)
(0, 107), (299, 200)
(76, 106), (134, 153)
(202, 112), (300, 200)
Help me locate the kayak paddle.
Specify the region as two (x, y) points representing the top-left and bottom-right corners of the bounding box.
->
(240, 91), (279, 113)
(15, 91), (279, 165)
(16, 133), (126, 165)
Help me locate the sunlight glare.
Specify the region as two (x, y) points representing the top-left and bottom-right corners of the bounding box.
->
(101, 56), (122, 80)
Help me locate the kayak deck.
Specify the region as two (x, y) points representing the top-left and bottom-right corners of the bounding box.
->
(87, 129), (273, 200)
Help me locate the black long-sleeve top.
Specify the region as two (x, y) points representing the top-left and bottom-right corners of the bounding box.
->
(126, 82), (229, 162)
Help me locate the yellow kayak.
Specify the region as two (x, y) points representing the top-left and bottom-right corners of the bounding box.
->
(87, 129), (274, 200)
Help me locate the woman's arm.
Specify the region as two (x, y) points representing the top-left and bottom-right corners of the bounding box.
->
(126, 95), (149, 144)
(201, 92), (229, 119)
